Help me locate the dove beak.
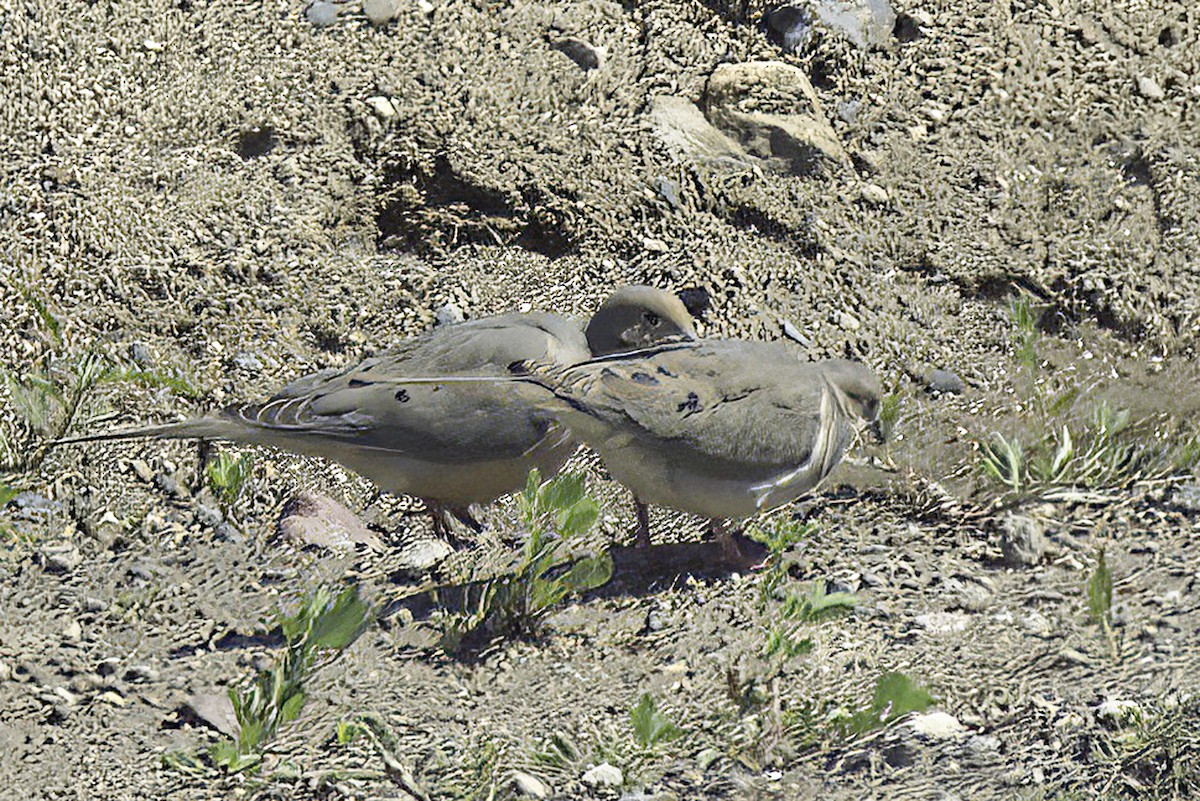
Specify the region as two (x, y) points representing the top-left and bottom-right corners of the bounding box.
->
(868, 417), (886, 444)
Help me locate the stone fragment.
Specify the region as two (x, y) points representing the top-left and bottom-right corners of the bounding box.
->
(1000, 514), (1046, 567)
(512, 771), (551, 798)
(278, 492), (384, 551)
(703, 61), (847, 174)
(581, 762), (623, 788)
(647, 95), (750, 168)
(363, 0), (401, 26)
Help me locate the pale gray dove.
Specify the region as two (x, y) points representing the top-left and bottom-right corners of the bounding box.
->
(59, 286), (697, 535)
(383, 340), (882, 549)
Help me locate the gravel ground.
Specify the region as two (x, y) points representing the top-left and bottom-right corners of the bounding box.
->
(2, 0), (1200, 799)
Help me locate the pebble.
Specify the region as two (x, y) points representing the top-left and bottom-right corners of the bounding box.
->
(653, 175), (683, 210)
(393, 538), (454, 573)
(231, 351), (262, 372)
(40, 542), (82, 573)
(124, 664), (159, 683)
(367, 95), (397, 120)
(550, 37), (605, 71)
(859, 183), (889, 205)
(581, 762), (623, 788)
(278, 493), (384, 552)
(130, 459), (155, 483)
(1000, 514), (1046, 567)
(924, 368), (965, 395)
(512, 771), (551, 799)
(306, 0), (338, 27)
(765, 5), (814, 53)
(129, 341), (154, 366)
(363, 0), (401, 26)
(915, 611), (969, 635)
(781, 319), (812, 347)
(905, 711), (967, 739)
(63, 620), (82, 642)
(1137, 75), (1165, 100)
(676, 287), (711, 320)
(435, 302), (464, 326)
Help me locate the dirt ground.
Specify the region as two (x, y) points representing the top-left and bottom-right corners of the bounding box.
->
(3, 0), (1200, 798)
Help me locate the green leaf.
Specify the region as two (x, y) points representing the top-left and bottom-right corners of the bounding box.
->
(558, 552), (613, 593)
(542, 471), (586, 513)
(630, 693), (684, 748)
(25, 293), (62, 344)
(1087, 549), (1113, 625)
(279, 690), (307, 724)
(556, 497), (600, 538)
(309, 585), (372, 650)
(161, 749), (210, 775)
(782, 580), (858, 623)
(845, 672), (935, 736)
(337, 720), (369, 745)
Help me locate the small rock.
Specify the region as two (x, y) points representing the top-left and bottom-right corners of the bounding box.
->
(63, 620), (82, 642)
(130, 459), (155, 483)
(647, 95), (751, 168)
(765, 5), (814, 52)
(0, 661), (11, 682)
(859, 183), (889, 205)
(915, 611), (969, 635)
(363, 0), (401, 26)
(435, 302), (464, 326)
(306, 0), (338, 26)
(278, 492), (384, 551)
(1097, 698), (1141, 726)
(813, 0), (897, 49)
(1170, 484), (1200, 511)
(96, 657), (121, 677)
(550, 37), (605, 71)
(231, 351), (262, 372)
(837, 310), (861, 331)
(676, 287), (711, 320)
(905, 711), (967, 739)
(924, 368), (965, 395)
(12, 492), (61, 519)
(652, 175), (683, 210)
(1000, 514), (1046, 567)
(511, 770), (551, 799)
(124, 664), (159, 683)
(1137, 75), (1165, 100)
(40, 542), (82, 573)
(184, 692), (241, 737)
(581, 762), (623, 788)
(129, 341), (154, 366)
(781, 319), (811, 347)
(1020, 610), (1052, 635)
(704, 61), (847, 174)
(366, 95), (397, 120)
(393, 538), (454, 573)
(641, 236), (668, 253)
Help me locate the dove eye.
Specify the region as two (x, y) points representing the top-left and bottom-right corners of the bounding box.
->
(643, 311), (661, 327)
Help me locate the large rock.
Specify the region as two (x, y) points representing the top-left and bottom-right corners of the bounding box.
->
(647, 95), (752, 168)
(703, 61), (847, 175)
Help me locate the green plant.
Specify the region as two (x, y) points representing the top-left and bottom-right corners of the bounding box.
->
(206, 450), (253, 506)
(1010, 294), (1041, 369)
(1089, 697), (1200, 799)
(979, 402), (1145, 496)
(746, 518), (816, 606)
(1087, 549), (1120, 661)
(0, 483), (19, 542)
(439, 470), (611, 652)
(781, 580), (858, 623)
(840, 672), (935, 737)
(211, 585), (372, 773)
(877, 392), (902, 442)
(630, 693), (684, 749)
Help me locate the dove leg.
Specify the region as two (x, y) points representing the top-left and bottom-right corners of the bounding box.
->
(418, 500), (479, 548)
(634, 500), (652, 547)
(707, 519), (765, 568)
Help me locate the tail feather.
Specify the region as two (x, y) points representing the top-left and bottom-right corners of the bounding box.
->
(54, 417), (244, 447)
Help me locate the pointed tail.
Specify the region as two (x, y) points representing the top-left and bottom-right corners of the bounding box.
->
(53, 417), (243, 447)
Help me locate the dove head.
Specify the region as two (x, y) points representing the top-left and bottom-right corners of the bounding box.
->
(821, 360), (883, 436)
(585, 286), (698, 356)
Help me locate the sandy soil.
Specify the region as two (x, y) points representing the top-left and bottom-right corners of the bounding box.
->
(2, 0), (1200, 798)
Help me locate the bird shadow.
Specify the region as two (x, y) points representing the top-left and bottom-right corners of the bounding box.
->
(587, 534), (768, 600)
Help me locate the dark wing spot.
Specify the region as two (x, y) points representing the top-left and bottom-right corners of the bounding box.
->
(631, 372), (659, 385)
(656, 365), (676, 377)
(349, 378), (373, 388)
(676, 391), (701, 413)
(394, 389), (410, 403)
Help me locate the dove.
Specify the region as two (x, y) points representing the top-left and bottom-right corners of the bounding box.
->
(57, 286), (697, 536)
(382, 340), (882, 549)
